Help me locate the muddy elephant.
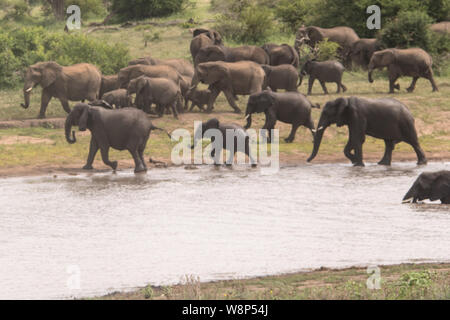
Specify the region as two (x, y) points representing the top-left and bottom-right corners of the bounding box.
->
(299, 60), (347, 95)
(308, 97), (427, 166)
(194, 45), (269, 66)
(191, 61), (266, 113)
(261, 43), (299, 68)
(128, 57), (194, 78)
(368, 48), (439, 93)
(245, 89), (319, 143)
(65, 103), (170, 173)
(118, 64), (182, 89)
(102, 89), (132, 109)
(261, 64), (299, 92)
(430, 22), (450, 35)
(403, 171), (450, 204)
(349, 38), (382, 69)
(190, 118), (256, 167)
(21, 61), (102, 119)
(127, 76), (181, 119)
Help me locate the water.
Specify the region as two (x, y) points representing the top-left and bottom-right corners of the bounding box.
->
(0, 162), (449, 299)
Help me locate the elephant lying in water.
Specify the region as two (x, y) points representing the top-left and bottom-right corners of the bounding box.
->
(403, 171), (450, 204)
(307, 97), (427, 166)
(65, 103), (170, 173)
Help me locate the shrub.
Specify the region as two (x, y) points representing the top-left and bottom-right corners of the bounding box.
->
(68, 0), (108, 18)
(315, 39), (340, 61)
(111, 0), (187, 22)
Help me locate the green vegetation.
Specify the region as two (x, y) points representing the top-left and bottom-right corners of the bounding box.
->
(111, 0), (190, 22)
(97, 263), (450, 300)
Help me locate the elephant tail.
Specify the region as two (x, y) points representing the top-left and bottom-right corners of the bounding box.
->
(150, 125), (172, 139)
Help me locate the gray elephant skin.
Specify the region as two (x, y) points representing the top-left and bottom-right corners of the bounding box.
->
(261, 64), (299, 92)
(65, 103), (169, 173)
(349, 38), (382, 69)
(368, 48), (439, 93)
(403, 171), (450, 204)
(261, 43), (299, 68)
(118, 64), (182, 89)
(192, 61), (266, 113)
(245, 89), (318, 143)
(191, 118), (256, 167)
(190, 29), (223, 61)
(99, 75), (119, 98)
(102, 89), (132, 109)
(22, 61), (102, 119)
(128, 56), (194, 78)
(308, 97), (427, 166)
(300, 60), (347, 95)
(127, 76), (181, 119)
(194, 45), (269, 65)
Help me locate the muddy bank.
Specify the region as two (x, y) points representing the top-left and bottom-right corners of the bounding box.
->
(0, 118), (65, 129)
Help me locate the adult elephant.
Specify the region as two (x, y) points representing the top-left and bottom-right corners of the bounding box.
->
(21, 61), (102, 119)
(65, 103), (170, 173)
(191, 61), (265, 113)
(261, 43), (299, 68)
(349, 38), (382, 69)
(99, 75), (119, 98)
(403, 171), (450, 204)
(128, 56), (194, 78)
(368, 48), (439, 93)
(118, 64), (182, 89)
(190, 29), (223, 61)
(194, 45), (269, 66)
(430, 21), (450, 35)
(307, 97), (427, 166)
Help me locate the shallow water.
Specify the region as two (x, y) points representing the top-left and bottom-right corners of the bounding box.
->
(0, 162), (449, 299)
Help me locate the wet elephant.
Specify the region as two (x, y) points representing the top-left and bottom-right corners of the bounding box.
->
(403, 171), (450, 204)
(21, 61), (102, 119)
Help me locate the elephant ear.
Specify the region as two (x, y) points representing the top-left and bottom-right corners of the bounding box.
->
(79, 106), (90, 131)
(212, 31), (222, 45)
(336, 97), (350, 127)
(430, 176), (450, 201)
(41, 66), (58, 88)
(206, 46), (225, 61)
(380, 49), (396, 66)
(307, 27), (323, 43)
(207, 63), (230, 85)
(136, 78), (149, 96)
(261, 65), (272, 76)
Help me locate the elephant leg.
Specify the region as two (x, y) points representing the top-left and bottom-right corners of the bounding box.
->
(206, 88), (220, 113)
(138, 143), (147, 170)
(100, 147), (118, 171)
(245, 142), (257, 168)
(223, 90), (241, 113)
(170, 102), (178, 119)
(378, 140), (394, 166)
(211, 145), (223, 165)
(225, 148), (235, 166)
(285, 123), (299, 143)
(38, 90), (53, 119)
(307, 78), (315, 95)
(425, 70), (439, 92)
(83, 137), (99, 170)
(406, 77), (418, 93)
(319, 80), (328, 94)
(341, 82), (347, 92)
(130, 148), (146, 173)
(336, 82), (341, 93)
(60, 99), (71, 114)
(389, 74), (400, 93)
(407, 140), (427, 165)
(344, 141), (357, 164)
(353, 142), (365, 166)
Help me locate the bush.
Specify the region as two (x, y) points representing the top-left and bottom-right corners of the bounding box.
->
(111, 0), (187, 22)
(68, 0), (108, 18)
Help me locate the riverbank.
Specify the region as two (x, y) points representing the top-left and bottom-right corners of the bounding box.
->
(96, 263), (450, 300)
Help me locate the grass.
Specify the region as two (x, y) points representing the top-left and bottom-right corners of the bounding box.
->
(96, 263), (450, 300)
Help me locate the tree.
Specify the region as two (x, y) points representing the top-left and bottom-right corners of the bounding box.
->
(47, 0), (65, 20)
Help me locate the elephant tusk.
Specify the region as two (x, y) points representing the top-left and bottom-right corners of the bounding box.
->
(402, 198), (414, 204)
(311, 129), (316, 133)
(245, 114), (250, 120)
(317, 126), (324, 131)
(25, 87), (33, 93)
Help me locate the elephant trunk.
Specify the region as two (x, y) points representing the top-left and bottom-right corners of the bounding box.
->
(21, 84), (33, 109)
(368, 63), (375, 83)
(244, 113), (252, 130)
(65, 114), (76, 144)
(298, 74), (303, 87)
(307, 121), (327, 162)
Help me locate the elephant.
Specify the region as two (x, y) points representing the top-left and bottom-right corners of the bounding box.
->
(261, 43), (299, 68)
(192, 28), (223, 42)
(368, 48), (439, 93)
(245, 89), (319, 143)
(403, 171), (450, 204)
(179, 75), (192, 110)
(190, 29), (223, 61)
(65, 103), (170, 173)
(194, 45), (270, 66)
(191, 61), (266, 113)
(118, 64), (182, 89)
(190, 118), (257, 167)
(127, 76), (181, 119)
(185, 87), (212, 112)
(307, 97), (427, 166)
(99, 75), (119, 98)
(299, 60), (347, 95)
(430, 22), (450, 35)
(21, 61), (102, 119)
(102, 89), (133, 109)
(261, 64), (299, 92)
(349, 38), (382, 69)
(128, 57), (194, 78)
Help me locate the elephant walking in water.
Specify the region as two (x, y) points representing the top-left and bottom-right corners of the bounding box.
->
(403, 171), (450, 204)
(21, 61), (102, 119)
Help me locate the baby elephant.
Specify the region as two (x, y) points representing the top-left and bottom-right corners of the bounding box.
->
(261, 64), (299, 92)
(127, 76), (181, 119)
(300, 60), (347, 95)
(65, 103), (170, 173)
(191, 118), (257, 167)
(403, 171), (450, 204)
(245, 89), (319, 143)
(186, 87), (212, 112)
(102, 89), (133, 109)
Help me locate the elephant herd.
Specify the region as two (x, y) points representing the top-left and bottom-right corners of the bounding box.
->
(17, 26), (450, 203)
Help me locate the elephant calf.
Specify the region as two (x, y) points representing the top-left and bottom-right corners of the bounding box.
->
(300, 60), (347, 95)
(191, 118), (257, 167)
(186, 87), (212, 112)
(65, 103), (170, 173)
(262, 64), (299, 92)
(403, 171), (450, 204)
(102, 89), (133, 109)
(245, 89), (319, 143)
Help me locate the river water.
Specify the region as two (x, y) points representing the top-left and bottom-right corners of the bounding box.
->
(0, 162), (449, 299)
